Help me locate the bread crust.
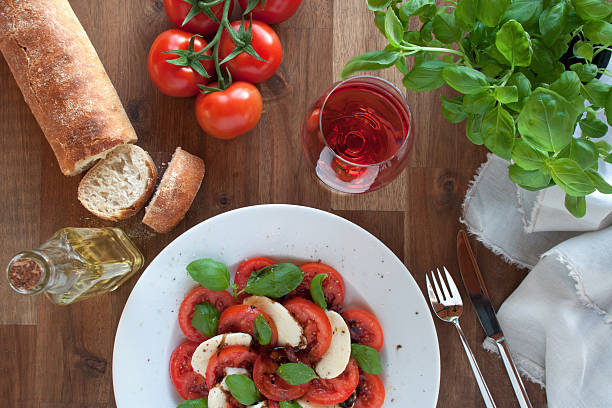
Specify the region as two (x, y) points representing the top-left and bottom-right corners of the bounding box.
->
(143, 148), (205, 234)
(77, 145), (157, 221)
(0, 0), (137, 175)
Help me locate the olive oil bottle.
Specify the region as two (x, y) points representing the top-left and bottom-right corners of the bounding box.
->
(6, 228), (144, 305)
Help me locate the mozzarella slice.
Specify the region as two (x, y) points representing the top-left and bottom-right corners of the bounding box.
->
(207, 384), (229, 408)
(243, 296), (305, 347)
(191, 332), (252, 376)
(315, 310), (351, 379)
(247, 402), (268, 408)
(296, 399), (339, 408)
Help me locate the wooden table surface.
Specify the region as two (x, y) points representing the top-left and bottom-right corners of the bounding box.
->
(0, 1), (547, 407)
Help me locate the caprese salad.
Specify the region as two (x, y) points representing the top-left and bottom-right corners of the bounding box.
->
(170, 257), (386, 408)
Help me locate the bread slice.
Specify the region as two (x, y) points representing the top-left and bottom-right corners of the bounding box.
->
(143, 147), (205, 234)
(78, 144), (157, 221)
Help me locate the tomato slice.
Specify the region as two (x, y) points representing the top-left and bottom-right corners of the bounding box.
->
(253, 350), (310, 401)
(234, 257), (276, 301)
(283, 297), (332, 361)
(178, 286), (236, 342)
(169, 341), (208, 400)
(304, 358), (359, 405)
(342, 309), (385, 351)
(205, 345), (258, 389)
(354, 373), (385, 408)
(218, 304), (279, 346)
(287, 263), (345, 310)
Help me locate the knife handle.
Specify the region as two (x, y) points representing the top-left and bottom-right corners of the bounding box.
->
(495, 337), (533, 408)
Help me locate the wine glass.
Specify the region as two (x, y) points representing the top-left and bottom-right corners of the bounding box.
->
(301, 75), (413, 193)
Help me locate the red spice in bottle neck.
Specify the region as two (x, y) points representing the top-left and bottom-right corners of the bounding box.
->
(8, 258), (43, 290)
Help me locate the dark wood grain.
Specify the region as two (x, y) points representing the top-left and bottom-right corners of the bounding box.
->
(0, 0), (547, 406)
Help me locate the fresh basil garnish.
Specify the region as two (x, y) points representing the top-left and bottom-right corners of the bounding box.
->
(187, 258), (230, 291)
(191, 302), (220, 338)
(225, 374), (261, 405)
(310, 273), (328, 310)
(279, 401), (302, 408)
(177, 398), (208, 408)
(254, 314), (272, 346)
(351, 344), (383, 375)
(277, 362), (318, 385)
(244, 263), (304, 298)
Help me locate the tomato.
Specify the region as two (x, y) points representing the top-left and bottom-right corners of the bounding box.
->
(178, 286), (236, 342)
(169, 341), (208, 400)
(219, 20), (282, 83)
(342, 309), (385, 351)
(195, 81), (263, 139)
(267, 401), (280, 408)
(163, 0), (233, 36)
(147, 29), (213, 98)
(304, 358), (360, 405)
(218, 304), (279, 346)
(354, 374), (385, 408)
(205, 345), (258, 388)
(238, 0), (303, 24)
(287, 263), (345, 310)
(234, 257), (276, 301)
(253, 350), (310, 401)
(283, 297), (332, 361)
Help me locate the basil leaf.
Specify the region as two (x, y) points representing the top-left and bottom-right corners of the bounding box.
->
(192, 302), (220, 338)
(351, 344), (383, 375)
(254, 314), (272, 346)
(442, 65), (490, 94)
(517, 88), (576, 153)
(403, 60), (449, 91)
(374, 11), (386, 35)
(177, 398), (208, 408)
(564, 194), (587, 218)
(585, 169), (612, 194)
(187, 258), (230, 291)
(538, 2), (566, 45)
(606, 91), (612, 127)
(511, 139), (548, 170)
(367, 0), (393, 11)
(579, 116), (608, 139)
(583, 21), (612, 46)
(550, 71), (580, 101)
(432, 10), (461, 44)
(530, 39), (556, 76)
(493, 85), (518, 103)
(582, 81), (611, 108)
(548, 158), (596, 196)
(505, 72), (531, 111)
(477, 0), (509, 27)
(340, 51), (400, 79)
(277, 363), (318, 385)
(482, 105), (515, 160)
(279, 401), (302, 408)
(384, 8), (404, 47)
(399, 0), (436, 19)
(310, 273), (328, 309)
(574, 42), (593, 62)
(455, 0), (476, 31)
(508, 164), (552, 190)
(572, 0), (612, 21)
(568, 139), (599, 169)
(495, 20), (532, 67)
(502, 0), (542, 29)
(466, 114), (484, 145)
(225, 375), (261, 406)
(595, 140), (612, 156)
(244, 263), (304, 298)
(463, 90), (496, 114)
(571, 63), (598, 83)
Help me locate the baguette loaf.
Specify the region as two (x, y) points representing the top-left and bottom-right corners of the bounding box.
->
(143, 148), (205, 234)
(0, 0), (137, 175)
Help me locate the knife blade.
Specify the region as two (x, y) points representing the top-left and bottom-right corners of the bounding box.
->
(457, 230), (533, 408)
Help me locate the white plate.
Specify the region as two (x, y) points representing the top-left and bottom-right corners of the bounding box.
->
(113, 204), (440, 407)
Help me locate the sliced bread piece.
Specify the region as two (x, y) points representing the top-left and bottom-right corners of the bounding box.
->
(143, 147), (205, 234)
(78, 144), (157, 221)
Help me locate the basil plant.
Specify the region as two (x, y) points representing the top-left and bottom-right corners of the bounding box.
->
(342, 0), (612, 217)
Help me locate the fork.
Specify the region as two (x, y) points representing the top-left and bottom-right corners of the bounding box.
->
(426, 267), (497, 408)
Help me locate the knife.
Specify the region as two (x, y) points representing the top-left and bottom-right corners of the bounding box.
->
(457, 230), (533, 408)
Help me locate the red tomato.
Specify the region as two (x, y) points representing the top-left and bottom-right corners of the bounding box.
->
(342, 309), (385, 351)
(219, 20), (282, 83)
(169, 341), (208, 400)
(238, 0), (303, 24)
(163, 0), (233, 36)
(283, 297), (332, 361)
(147, 29), (213, 98)
(234, 257), (276, 301)
(253, 350), (310, 401)
(304, 358), (360, 405)
(195, 81), (263, 139)
(287, 263), (345, 310)
(218, 304), (279, 346)
(354, 374), (385, 408)
(178, 286), (236, 342)
(205, 345), (258, 388)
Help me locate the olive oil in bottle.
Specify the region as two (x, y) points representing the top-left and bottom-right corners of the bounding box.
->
(6, 228), (144, 305)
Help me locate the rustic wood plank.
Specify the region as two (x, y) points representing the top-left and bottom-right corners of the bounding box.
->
(0, 325), (37, 408)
